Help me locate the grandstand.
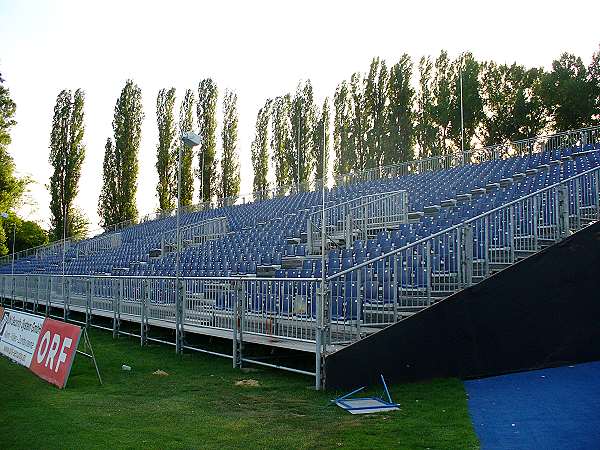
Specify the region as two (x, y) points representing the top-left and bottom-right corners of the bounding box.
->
(1, 126), (599, 389)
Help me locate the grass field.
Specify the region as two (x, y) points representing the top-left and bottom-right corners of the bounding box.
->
(0, 328), (478, 449)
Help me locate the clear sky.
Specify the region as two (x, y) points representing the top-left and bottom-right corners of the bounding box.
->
(1, 0), (599, 231)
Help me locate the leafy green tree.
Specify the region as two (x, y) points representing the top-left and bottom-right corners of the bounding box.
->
(69, 206), (89, 240)
(0, 222), (7, 255)
(48, 89), (87, 241)
(333, 81), (354, 175)
(416, 56), (437, 158)
(365, 57), (389, 168)
(98, 80), (143, 227)
(271, 95), (293, 189)
(178, 89), (196, 207)
(541, 52), (597, 130)
(350, 72), (368, 171)
(313, 97), (330, 183)
(197, 79), (218, 203)
(0, 72), (27, 214)
(481, 62), (547, 145)
(1, 213), (48, 253)
(155, 88), (177, 211)
(290, 80), (317, 186)
(98, 138), (118, 227)
(450, 53), (484, 150)
(251, 99), (271, 198)
(386, 54), (415, 164)
(220, 89), (240, 199)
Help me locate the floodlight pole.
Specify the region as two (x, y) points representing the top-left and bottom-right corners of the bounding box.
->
(176, 131), (200, 354)
(176, 139), (183, 354)
(316, 117), (326, 390)
(62, 169), (67, 318)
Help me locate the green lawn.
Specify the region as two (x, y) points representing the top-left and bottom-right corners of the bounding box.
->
(0, 329), (478, 449)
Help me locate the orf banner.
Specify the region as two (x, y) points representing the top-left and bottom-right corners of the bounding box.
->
(0, 309), (45, 368)
(29, 318), (82, 388)
(0, 308), (81, 389)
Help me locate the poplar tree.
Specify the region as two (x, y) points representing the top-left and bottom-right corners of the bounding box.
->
(251, 99), (271, 198)
(333, 81), (354, 175)
(313, 97), (330, 183)
(432, 50), (454, 155)
(365, 57), (389, 168)
(271, 95), (293, 189)
(416, 56), (438, 157)
(350, 72), (368, 171)
(98, 80), (143, 227)
(220, 89), (240, 199)
(48, 89), (86, 241)
(178, 89), (195, 207)
(386, 54), (415, 164)
(98, 138), (118, 226)
(155, 88), (177, 211)
(290, 80), (316, 186)
(197, 79), (218, 202)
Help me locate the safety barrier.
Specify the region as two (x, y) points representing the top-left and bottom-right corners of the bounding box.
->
(0, 273), (322, 379)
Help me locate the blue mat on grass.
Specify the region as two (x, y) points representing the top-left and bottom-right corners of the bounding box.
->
(465, 361), (600, 450)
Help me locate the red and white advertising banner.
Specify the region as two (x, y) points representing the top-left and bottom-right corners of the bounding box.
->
(30, 318), (82, 388)
(0, 308), (81, 388)
(0, 308), (45, 367)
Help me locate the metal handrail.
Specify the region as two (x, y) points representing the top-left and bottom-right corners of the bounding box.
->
(348, 190), (408, 215)
(2, 273), (319, 282)
(308, 189), (406, 222)
(327, 163), (600, 281)
(160, 215), (228, 247)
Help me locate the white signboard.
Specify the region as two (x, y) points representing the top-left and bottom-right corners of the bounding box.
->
(0, 309), (45, 367)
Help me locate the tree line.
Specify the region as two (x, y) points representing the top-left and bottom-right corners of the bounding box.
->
(253, 80), (330, 195)
(38, 47), (600, 236)
(48, 79), (241, 237)
(252, 48), (600, 193)
(1, 45), (599, 253)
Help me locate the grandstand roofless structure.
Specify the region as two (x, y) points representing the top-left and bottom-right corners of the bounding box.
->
(1, 126), (599, 389)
